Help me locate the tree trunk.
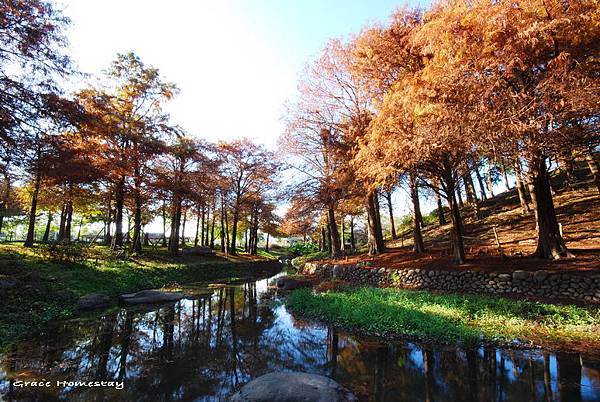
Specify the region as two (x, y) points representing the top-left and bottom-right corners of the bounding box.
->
(113, 177), (125, 249)
(105, 196), (113, 246)
(265, 233), (270, 252)
(205, 206), (211, 247)
(441, 164), (466, 264)
(161, 199), (167, 247)
(558, 147), (576, 188)
(486, 162), (495, 197)
(76, 217), (84, 242)
(474, 165), (488, 200)
(168, 197), (182, 255)
(220, 196), (226, 252)
(409, 172), (425, 253)
(384, 190), (397, 239)
(181, 208), (187, 247)
(339, 215), (345, 252)
(230, 203), (239, 255)
(366, 192), (385, 255)
(248, 228), (253, 253)
(24, 168), (41, 247)
(529, 155), (571, 259)
(130, 180), (143, 253)
(210, 208), (216, 249)
(224, 207), (230, 254)
(327, 205), (342, 258)
(528, 177), (539, 232)
(194, 205), (201, 247)
(248, 207), (258, 255)
(456, 184), (464, 207)
(447, 189), (466, 264)
(325, 218), (332, 252)
(436, 193), (447, 225)
(321, 225), (327, 252)
(58, 203), (66, 241)
(466, 170), (479, 201)
(374, 190), (384, 234)
(349, 216), (356, 251)
(200, 205), (205, 247)
(42, 212), (53, 243)
(0, 175), (9, 237)
(0, 204), (4, 237)
(514, 159), (531, 214)
(252, 209), (259, 255)
(463, 175), (475, 205)
(464, 173), (480, 217)
(126, 214), (131, 243)
(584, 148), (600, 193)
(501, 160), (511, 190)
(64, 199), (73, 243)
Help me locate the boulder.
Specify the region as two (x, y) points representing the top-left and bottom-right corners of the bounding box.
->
(512, 270), (530, 281)
(303, 263), (317, 275)
(181, 247), (215, 256)
(332, 265), (345, 279)
(119, 290), (186, 305)
(77, 293), (111, 310)
(230, 372), (357, 402)
(276, 277), (312, 291)
(534, 270), (549, 282)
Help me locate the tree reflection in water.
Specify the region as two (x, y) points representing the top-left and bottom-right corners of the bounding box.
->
(1, 275), (599, 401)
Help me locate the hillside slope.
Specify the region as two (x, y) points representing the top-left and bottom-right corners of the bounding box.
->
(335, 184), (599, 275)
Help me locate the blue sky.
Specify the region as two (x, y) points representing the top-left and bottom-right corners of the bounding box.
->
(60, 0), (428, 149)
(58, 0), (437, 230)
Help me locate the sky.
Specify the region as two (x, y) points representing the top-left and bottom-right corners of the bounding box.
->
(57, 0), (492, 236)
(60, 0), (428, 149)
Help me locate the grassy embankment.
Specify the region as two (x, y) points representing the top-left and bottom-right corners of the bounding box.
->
(0, 243), (281, 347)
(286, 286), (600, 352)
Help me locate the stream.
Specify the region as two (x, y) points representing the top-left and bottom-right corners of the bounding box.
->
(0, 272), (599, 401)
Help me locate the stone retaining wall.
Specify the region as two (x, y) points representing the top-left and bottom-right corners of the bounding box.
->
(301, 262), (600, 303)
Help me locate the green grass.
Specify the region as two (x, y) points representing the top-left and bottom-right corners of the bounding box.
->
(256, 247), (293, 260)
(0, 244), (280, 348)
(286, 286), (600, 348)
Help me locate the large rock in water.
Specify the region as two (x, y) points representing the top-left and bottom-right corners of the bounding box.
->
(77, 293), (111, 310)
(119, 290), (185, 305)
(230, 372), (357, 402)
(276, 277), (312, 291)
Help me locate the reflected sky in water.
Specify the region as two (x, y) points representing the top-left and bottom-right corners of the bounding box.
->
(1, 274), (599, 401)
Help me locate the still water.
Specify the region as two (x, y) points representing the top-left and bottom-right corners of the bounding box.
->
(0, 273), (599, 401)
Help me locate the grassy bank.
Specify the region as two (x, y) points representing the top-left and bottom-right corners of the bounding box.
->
(0, 244), (280, 347)
(286, 286), (600, 351)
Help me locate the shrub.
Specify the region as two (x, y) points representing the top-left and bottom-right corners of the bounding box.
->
(38, 243), (88, 263)
(289, 242), (319, 256)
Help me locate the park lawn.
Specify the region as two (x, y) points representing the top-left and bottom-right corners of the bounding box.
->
(286, 286), (600, 352)
(0, 244), (280, 347)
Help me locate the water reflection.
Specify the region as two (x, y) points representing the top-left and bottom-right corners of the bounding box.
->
(0, 275), (599, 401)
